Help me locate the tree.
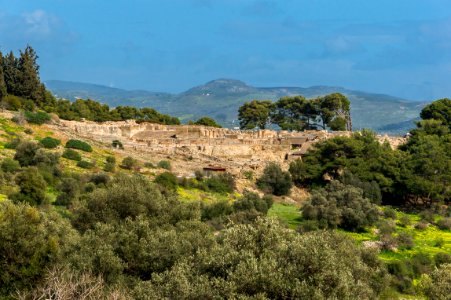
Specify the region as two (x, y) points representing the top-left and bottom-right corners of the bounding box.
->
(257, 162), (292, 196)
(192, 116), (222, 128)
(2, 51), (20, 96)
(238, 100), (274, 129)
(420, 98), (451, 128)
(319, 93), (352, 131)
(0, 52), (7, 104)
(272, 96), (308, 131)
(17, 45), (43, 103)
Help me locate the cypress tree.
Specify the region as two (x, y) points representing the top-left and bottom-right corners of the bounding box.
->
(2, 51), (20, 96)
(0, 52), (7, 103)
(18, 45), (42, 103)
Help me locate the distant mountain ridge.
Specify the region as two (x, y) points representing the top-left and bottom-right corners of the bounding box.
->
(46, 79), (428, 134)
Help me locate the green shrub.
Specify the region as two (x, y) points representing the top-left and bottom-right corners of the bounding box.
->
(383, 207), (397, 219)
(205, 173), (235, 194)
(257, 162), (292, 196)
(157, 160), (171, 170)
(39, 137), (61, 149)
(11, 167), (47, 205)
(121, 156), (138, 170)
(65, 139), (93, 152)
(1, 158), (20, 173)
(62, 149), (82, 161)
(14, 141), (40, 166)
(154, 172), (178, 191)
(106, 156), (116, 164)
(77, 160), (94, 169)
(233, 191), (273, 214)
(302, 181), (380, 231)
(24, 111), (51, 125)
(434, 253), (451, 266)
(104, 162), (115, 173)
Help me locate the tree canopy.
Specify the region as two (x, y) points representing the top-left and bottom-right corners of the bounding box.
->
(238, 93), (352, 131)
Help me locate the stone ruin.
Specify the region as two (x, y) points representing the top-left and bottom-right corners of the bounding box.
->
(55, 119), (403, 177)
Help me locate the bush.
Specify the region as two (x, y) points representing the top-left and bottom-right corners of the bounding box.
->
(144, 162), (155, 168)
(415, 221), (429, 230)
(154, 172), (178, 191)
(24, 128), (33, 135)
(383, 207), (397, 219)
(233, 191), (273, 214)
(106, 156), (116, 164)
(257, 162), (292, 196)
(302, 181), (380, 231)
(62, 149), (82, 161)
(112, 140), (123, 149)
(14, 141), (40, 166)
(0, 202), (76, 297)
(399, 215), (411, 227)
(104, 162), (115, 173)
(39, 137), (61, 149)
(90, 173), (111, 186)
(11, 167), (48, 205)
(24, 111), (51, 125)
(121, 156), (138, 170)
(1, 158), (20, 173)
(205, 173), (235, 194)
(157, 160), (171, 170)
(65, 139), (93, 152)
(77, 160), (94, 169)
(103, 156), (116, 172)
(56, 177), (81, 206)
(421, 263), (451, 300)
(434, 253), (451, 266)
(436, 218), (451, 230)
(397, 232), (414, 249)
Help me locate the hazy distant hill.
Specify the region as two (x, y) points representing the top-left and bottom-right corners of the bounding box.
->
(46, 79), (427, 134)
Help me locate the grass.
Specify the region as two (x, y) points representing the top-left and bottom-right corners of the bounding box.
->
(268, 203), (302, 229)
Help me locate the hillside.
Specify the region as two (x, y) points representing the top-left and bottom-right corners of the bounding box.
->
(46, 79), (427, 134)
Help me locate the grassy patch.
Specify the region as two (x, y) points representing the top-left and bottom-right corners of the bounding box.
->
(268, 203), (302, 229)
(177, 186), (237, 204)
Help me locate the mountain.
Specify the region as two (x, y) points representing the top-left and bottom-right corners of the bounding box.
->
(45, 79), (428, 134)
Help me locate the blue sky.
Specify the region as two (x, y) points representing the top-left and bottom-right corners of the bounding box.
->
(1, 0), (450, 100)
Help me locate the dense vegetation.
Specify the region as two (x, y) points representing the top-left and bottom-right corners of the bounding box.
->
(0, 46), (180, 125)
